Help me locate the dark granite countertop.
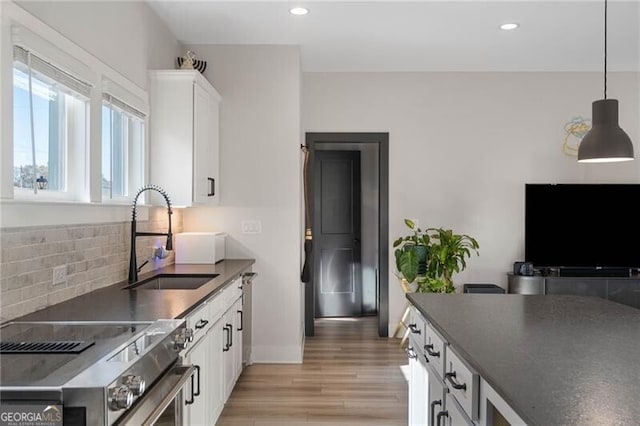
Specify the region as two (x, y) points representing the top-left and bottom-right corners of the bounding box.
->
(13, 259), (255, 323)
(407, 293), (640, 426)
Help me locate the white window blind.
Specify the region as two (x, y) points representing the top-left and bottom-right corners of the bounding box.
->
(102, 93), (146, 120)
(13, 45), (92, 98)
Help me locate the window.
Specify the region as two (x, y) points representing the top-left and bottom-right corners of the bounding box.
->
(12, 45), (89, 199)
(101, 94), (145, 201)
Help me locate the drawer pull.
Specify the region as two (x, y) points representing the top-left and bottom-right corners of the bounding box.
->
(425, 343), (440, 358)
(436, 410), (448, 426)
(408, 323), (421, 334)
(445, 371), (467, 391)
(423, 354), (430, 364)
(195, 319), (209, 330)
(405, 346), (418, 360)
(237, 310), (244, 331)
(430, 400), (442, 426)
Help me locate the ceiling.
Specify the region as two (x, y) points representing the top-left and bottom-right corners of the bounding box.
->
(148, 1), (640, 72)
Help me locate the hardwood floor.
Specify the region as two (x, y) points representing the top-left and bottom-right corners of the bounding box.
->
(216, 317), (409, 426)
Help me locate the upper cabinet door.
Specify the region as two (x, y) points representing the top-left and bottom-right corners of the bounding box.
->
(149, 70), (221, 207)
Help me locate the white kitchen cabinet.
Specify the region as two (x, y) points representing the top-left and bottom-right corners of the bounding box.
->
(149, 70), (221, 206)
(183, 334), (208, 426)
(222, 295), (243, 401)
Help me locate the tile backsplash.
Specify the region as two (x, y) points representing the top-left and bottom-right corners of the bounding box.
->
(0, 207), (183, 322)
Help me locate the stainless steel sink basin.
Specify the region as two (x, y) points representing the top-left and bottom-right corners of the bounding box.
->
(124, 274), (218, 290)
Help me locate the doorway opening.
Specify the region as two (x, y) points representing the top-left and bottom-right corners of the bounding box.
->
(304, 133), (389, 337)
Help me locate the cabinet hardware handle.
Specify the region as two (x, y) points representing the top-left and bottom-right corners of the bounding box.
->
(194, 365), (201, 397)
(185, 367), (197, 405)
(195, 319), (209, 330)
(436, 410), (448, 426)
(238, 310), (243, 331)
(445, 371), (467, 391)
(430, 400), (442, 426)
(228, 323), (233, 347)
(208, 177), (215, 196)
(408, 323), (421, 334)
(223, 326), (230, 352)
(405, 346), (418, 360)
(423, 354), (430, 364)
(425, 343), (440, 358)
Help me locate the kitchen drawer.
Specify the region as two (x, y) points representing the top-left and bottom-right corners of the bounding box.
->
(445, 346), (479, 421)
(408, 306), (426, 347)
(186, 301), (212, 342)
(425, 322), (446, 380)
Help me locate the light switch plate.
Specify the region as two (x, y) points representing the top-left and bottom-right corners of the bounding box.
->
(241, 220), (262, 234)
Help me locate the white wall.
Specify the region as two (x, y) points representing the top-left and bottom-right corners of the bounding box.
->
(303, 71), (640, 336)
(182, 45), (304, 363)
(15, 0), (182, 90)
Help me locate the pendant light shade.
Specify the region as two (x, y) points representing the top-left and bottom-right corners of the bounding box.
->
(577, 99), (634, 163)
(577, 0), (634, 163)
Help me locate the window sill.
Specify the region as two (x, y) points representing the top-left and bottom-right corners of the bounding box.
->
(0, 199), (151, 228)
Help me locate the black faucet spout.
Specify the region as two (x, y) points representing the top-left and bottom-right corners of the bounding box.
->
(128, 185), (173, 284)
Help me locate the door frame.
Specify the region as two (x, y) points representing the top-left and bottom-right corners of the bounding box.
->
(305, 132), (389, 337)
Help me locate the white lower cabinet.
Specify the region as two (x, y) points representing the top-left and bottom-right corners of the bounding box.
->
(183, 333), (208, 426)
(409, 306), (478, 426)
(182, 277), (246, 425)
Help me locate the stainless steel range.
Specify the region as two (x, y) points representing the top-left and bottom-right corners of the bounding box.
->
(0, 319), (194, 426)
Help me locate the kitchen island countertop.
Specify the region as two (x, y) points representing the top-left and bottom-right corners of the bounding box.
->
(11, 259), (255, 323)
(407, 293), (640, 426)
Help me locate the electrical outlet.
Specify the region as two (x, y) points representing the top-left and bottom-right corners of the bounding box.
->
(241, 220), (262, 234)
(52, 265), (67, 285)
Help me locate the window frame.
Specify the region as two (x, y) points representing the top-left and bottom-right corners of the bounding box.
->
(0, 2), (149, 211)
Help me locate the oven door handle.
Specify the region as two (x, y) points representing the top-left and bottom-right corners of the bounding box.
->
(117, 364), (195, 426)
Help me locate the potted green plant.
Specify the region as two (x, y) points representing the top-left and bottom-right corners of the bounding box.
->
(393, 219), (431, 287)
(424, 227), (479, 293)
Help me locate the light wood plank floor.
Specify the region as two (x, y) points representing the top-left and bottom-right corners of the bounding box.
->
(216, 317), (409, 426)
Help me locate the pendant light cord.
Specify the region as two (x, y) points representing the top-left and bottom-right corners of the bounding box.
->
(604, 0), (607, 99)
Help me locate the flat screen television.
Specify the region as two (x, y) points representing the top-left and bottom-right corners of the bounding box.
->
(525, 183), (640, 270)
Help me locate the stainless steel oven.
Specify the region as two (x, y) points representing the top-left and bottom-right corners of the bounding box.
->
(0, 319), (197, 426)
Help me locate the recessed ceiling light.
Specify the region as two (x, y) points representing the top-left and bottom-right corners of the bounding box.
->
(500, 23), (519, 31)
(289, 7), (309, 16)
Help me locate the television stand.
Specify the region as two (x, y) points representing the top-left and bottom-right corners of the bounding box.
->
(558, 267), (632, 278)
(507, 273), (640, 311)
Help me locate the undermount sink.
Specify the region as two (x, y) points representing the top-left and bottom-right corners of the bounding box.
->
(124, 274), (218, 290)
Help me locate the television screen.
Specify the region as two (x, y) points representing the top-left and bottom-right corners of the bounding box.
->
(525, 184), (640, 269)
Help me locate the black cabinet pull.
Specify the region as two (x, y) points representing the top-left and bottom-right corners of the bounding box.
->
(237, 310), (243, 331)
(425, 343), (440, 358)
(423, 354), (430, 364)
(228, 323), (233, 347)
(408, 323), (421, 334)
(208, 177), (215, 196)
(436, 410), (448, 426)
(430, 400), (442, 426)
(194, 365), (201, 397)
(223, 326), (230, 352)
(195, 319), (209, 330)
(185, 366), (198, 405)
(445, 371), (467, 391)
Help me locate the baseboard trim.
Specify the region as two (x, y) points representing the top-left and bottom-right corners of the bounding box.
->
(252, 344), (303, 364)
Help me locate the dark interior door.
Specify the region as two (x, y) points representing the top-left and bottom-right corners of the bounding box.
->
(313, 150), (362, 317)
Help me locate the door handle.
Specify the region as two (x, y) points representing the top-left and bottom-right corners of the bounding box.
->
(430, 400), (442, 426)
(226, 323), (233, 348)
(193, 365), (201, 397)
(237, 310), (243, 331)
(208, 177), (215, 196)
(223, 326), (230, 352)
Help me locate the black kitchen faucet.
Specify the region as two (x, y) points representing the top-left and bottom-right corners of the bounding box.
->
(128, 185), (173, 283)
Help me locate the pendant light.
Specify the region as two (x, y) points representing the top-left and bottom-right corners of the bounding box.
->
(577, 0), (634, 163)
